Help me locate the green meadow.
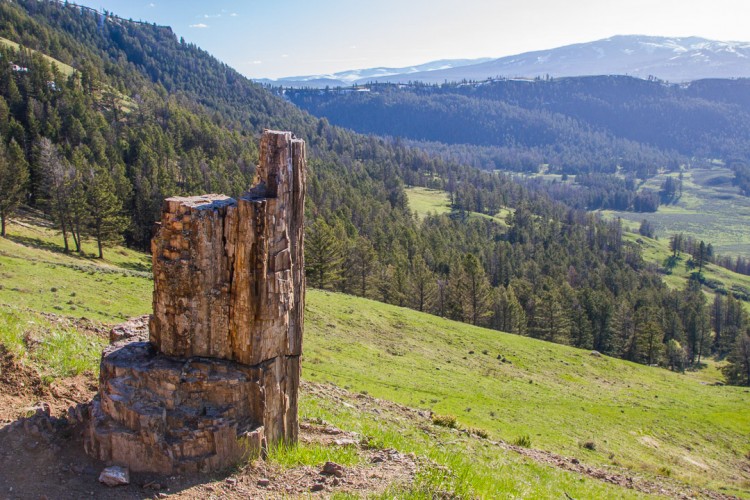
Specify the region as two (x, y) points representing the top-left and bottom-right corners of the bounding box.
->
(405, 186), (513, 226)
(602, 166), (750, 256)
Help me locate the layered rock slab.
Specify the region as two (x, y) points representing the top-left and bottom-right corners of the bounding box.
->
(85, 130), (306, 474)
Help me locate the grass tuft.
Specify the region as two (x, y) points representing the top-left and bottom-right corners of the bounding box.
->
(512, 434), (531, 448)
(266, 441), (361, 469)
(0, 306), (105, 378)
(580, 440), (597, 451)
(467, 427), (489, 439)
(0, 308), (26, 357)
(34, 328), (105, 377)
(431, 413), (458, 429)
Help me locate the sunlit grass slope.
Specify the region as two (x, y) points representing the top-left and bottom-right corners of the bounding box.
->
(304, 290), (750, 496)
(0, 36), (76, 76)
(602, 166), (750, 256)
(405, 186), (512, 225)
(0, 216), (748, 497)
(624, 231), (750, 314)
(0, 216), (152, 322)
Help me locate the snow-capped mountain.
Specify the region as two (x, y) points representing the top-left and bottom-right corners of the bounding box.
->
(258, 36), (750, 87)
(254, 58), (492, 87)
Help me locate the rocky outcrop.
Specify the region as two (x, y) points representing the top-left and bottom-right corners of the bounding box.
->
(85, 130), (306, 474)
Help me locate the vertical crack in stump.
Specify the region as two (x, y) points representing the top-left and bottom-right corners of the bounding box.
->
(85, 130), (306, 474)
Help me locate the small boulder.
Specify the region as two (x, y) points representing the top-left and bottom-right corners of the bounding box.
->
(98, 466), (130, 487)
(590, 350), (602, 357)
(257, 478), (270, 487)
(109, 316), (149, 344)
(322, 461), (344, 478)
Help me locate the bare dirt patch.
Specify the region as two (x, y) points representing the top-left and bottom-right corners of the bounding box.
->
(0, 408), (416, 499)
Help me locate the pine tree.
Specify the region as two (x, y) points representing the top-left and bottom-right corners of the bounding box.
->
(492, 284), (526, 335)
(86, 166), (128, 259)
(611, 299), (635, 358)
(723, 334), (750, 386)
(347, 235), (376, 298)
(711, 293), (725, 355)
(305, 218), (344, 290)
(410, 254), (435, 312)
(530, 279), (571, 342)
(634, 309), (665, 365)
(568, 298), (593, 349)
(0, 139), (29, 237)
(462, 253), (492, 326)
(67, 164), (87, 253)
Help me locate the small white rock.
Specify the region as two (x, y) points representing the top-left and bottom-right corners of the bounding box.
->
(334, 438), (357, 446)
(98, 466), (130, 487)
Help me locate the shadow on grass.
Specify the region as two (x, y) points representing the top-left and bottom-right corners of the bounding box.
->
(117, 260), (151, 273)
(6, 233), (71, 255)
(6, 230), (152, 273)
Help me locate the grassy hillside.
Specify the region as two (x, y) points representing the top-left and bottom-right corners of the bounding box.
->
(0, 35), (76, 76)
(603, 166), (750, 256)
(406, 186), (513, 225)
(625, 230), (750, 308)
(305, 291), (749, 496)
(405, 187), (453, 218)
(0, 217), (748, 497)
(0, 212), (151, 322)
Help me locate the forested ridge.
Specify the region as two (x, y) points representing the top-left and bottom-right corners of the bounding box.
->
(0, 0), (748, 384)
(286, 77), (750, 208)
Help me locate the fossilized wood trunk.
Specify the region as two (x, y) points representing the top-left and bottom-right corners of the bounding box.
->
(86, 130), (306, 474)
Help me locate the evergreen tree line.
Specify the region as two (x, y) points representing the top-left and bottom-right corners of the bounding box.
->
(286, 85), (679, 178)
(286, 77), (750, 192)
(0, 0), (747, 385)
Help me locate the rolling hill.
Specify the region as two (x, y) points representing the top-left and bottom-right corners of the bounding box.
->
(0, 216), (748, 497)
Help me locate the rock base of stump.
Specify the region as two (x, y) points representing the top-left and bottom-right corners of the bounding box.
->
(85, 340), (298, 474)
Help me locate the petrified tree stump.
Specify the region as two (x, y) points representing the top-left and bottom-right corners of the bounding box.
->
(85, 130), (306, 474)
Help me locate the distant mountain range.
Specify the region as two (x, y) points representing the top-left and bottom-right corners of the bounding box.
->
(258, 35), (750, 87)
(255, 58), (493, 88)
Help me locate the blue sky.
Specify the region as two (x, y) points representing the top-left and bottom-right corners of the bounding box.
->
(76, 0), (750, 79)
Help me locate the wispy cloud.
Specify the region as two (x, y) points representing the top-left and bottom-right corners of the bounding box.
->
(230, 13), (239, 17)
(203, 14), (222, 19)
(189, 23), (209, 29)
(148, 2), (155, 7)
(281, 54), (289, 58)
